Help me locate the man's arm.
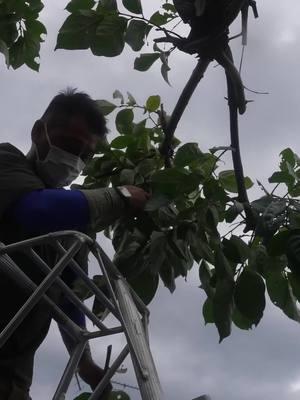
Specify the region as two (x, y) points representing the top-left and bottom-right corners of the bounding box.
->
(7, 187), (125, 234)
(5, 184), (149, 392)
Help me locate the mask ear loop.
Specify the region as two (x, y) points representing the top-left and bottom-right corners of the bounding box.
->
(44, 122), (52, 147)
(32, 121), (50, 162)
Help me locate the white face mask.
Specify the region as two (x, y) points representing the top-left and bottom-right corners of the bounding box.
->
(34, 123), (86, 188)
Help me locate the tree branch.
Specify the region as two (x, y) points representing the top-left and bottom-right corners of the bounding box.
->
(224, 46), (256, 230)
(159, 57), (211, 168)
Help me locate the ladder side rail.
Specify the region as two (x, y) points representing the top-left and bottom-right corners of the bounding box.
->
(92, 241), (163, 399)
(92, 246), (151, 377)
(115, 279), (163, 400)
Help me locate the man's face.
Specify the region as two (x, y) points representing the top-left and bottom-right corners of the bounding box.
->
(34, 114), (103, 163)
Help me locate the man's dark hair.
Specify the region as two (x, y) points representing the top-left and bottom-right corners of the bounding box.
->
(42, 88), (107, 136)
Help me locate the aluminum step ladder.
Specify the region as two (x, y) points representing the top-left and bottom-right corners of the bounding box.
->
(0, 230), (163, 400)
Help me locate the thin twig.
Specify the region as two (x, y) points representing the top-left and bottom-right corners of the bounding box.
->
(243, 85), (269, 95)
(118, 12), (183, 39)
(257, 179), (270, 196)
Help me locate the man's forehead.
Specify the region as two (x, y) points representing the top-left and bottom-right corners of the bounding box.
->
(51, 114), (101, 142)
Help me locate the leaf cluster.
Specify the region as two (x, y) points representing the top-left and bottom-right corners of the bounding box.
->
(73, 91), (259, 342)
(55, 0), (179, 83)
(0, 0), (46, 70)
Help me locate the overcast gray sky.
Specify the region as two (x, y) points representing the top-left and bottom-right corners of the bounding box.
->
(2, 0), (300, 399)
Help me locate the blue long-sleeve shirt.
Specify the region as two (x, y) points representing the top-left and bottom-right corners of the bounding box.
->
(7, 188), (90, 330)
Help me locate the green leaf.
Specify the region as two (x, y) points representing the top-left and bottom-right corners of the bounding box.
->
(65, 0), (95, 13)
(222, 235), (250, 264)
(113, 89), (125, 104)
(267, 229), (290, 257)
(203, 298), (214, 324)
(25, 19), (47, 37)
(145, 95), (161, 112)
(110, 135), (132, 149)
(151, 168), (186, 189)
(119, 168), (135, 185)
(125, 20), (150, 51)
(115, 109), (134, 134)
(219, 170), (253, 193)
(122, 0), (142, 14)
(213, 248), (234, 342)
(127, 91), (136, 105)
(269, 170), (294, 185)
(144, 193), (171, 212)
(9, 37), (26, 69)
(199, 260), (215, 298)
(114, 240), (143, 279)
(225, 201), (244, 223)
(56, 31), (89, 50)
(91, 15), (127, 57)
(249, 245), (269, 276)
(73, 393), (92, 400)
(58, 13), (97, 34)
(160, 51), (171, 85)
(159, 260), (176, 292)
(280, 148), (296, 169)
(289, 272), (300, 302)
(162, 3), (177, 12)
(151, 168), (200, 197)
(150, 11), (169, 25)
(188, 230), (214, 264)
(232, 307), (253, 330)
(166, 238), (193, 277)
(234, 270), (266, 326)
(0, 39), (9, 67)
(56, 13), (99, 50)
(251, 195), (274, 214)
(266, 271), (300, 322)
(174, 143), (202, 167)
(135, 158), (158, 177)
(128, 269), (159, 305)
(101, 0), (118, 11)
(286, 232), (300, 275)
(72, 278), (93, 300)
(145, 231), (167, 274)
(134, 53), (160, 71)
(96, 99), (117, 115)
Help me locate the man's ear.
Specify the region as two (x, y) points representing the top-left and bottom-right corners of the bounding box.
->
(31, 119), (44, 142)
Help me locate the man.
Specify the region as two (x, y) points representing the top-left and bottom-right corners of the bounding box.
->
(0, 88), (149, 399)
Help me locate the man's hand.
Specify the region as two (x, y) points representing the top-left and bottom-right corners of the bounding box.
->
(78, 359), (112, 399)
(122, 185), (150, 211)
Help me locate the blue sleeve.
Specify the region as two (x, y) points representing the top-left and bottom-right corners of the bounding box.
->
(6, 188), (89, 350)
(6, 189), (90, 234)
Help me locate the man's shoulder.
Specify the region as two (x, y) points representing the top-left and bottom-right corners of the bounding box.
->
(0, 142), (25, 160)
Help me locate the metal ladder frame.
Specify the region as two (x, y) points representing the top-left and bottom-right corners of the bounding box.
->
(0, 230), (163, 400)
